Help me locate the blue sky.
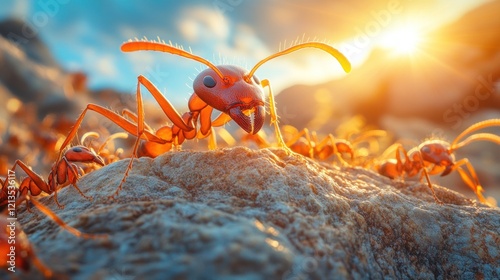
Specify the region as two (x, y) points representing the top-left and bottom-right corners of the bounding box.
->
(0, 0), (489, 107)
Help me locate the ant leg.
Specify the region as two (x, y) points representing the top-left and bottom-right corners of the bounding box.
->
(136, 75), (193, 131)
(261, 79), (290, 153)
(378, 144), (405, 176)
(110, 75), (203, 198)
(122, 108), (153, 131)
(12, 161), (48, 194)
(9, 160), (59, 209)
(455, 168), (487, 204)
(209, 112), (237, 147)
(111, 76), (186, 198)
(419, 163), (443, 205)
(54, 103), (166, 199)
(380, 143), (402, 159)
(24, 199), (33, 213)
(215, 128), (237, 146)
(18, 179), (36, 213)
(315, 134), (350, 166)
(327, 135), (349, 166)
(65, 160), (93, 201)
(351, 130), (388, 155)
(284, 127), (306, 146)
(199, 105), (214, 137)
(58, 104), (164, 160)
(27, 247), (53, 278)
(411, 150), (442, 204)
(304, 130), (315, 158)
(393, 144), (414, 176)
(52, 187), (64, 209)
(208, 127), (217, 150)
(192, 103), (217, 150)
(451, 158), (488, 204)
(284, 128), (314, 157)
(32, 260), (53, 278)
(28, 195), (107, 239)
(211, 112), (232, 127)
(110, 85), (143, 199)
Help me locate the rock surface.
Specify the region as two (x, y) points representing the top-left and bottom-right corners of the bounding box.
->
(7, 147), (500, 279)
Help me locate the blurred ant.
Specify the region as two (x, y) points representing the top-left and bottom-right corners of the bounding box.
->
(283, 125), (388, 165)
(377, 119), (500, 205)
(81, 131), (129, 165)
(0, 189), (107, 278)
(243, 126), (353, 165)
(243, 125), (387, 166)
(56, 38), (351, 198)
(1, 146), (104, 210)
(1, 209), (54, 278)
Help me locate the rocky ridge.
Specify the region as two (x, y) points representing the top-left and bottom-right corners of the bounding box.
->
(8, 147), (500, 279)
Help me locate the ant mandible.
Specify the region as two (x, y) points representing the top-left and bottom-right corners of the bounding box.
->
(57, 38), (351, 199)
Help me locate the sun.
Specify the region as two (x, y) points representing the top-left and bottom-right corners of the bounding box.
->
(378, 25), (423, 55)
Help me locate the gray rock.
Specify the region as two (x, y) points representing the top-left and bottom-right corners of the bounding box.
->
(0, 35), (70, 112)
(9, 147), (500, 279)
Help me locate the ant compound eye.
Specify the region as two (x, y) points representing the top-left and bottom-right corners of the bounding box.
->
(252, 75), (260, 85)
(203, 76), (217, 88)
(421, 146), (430, 154)
(72, 147), (82, 152)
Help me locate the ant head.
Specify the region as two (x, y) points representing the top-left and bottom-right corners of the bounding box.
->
(194, 65), (265, 134)
(122, 40), (266, 134)
(419, 141), (454, 167)
(121, 40), (352, 135)
(65, 146), (105, 166)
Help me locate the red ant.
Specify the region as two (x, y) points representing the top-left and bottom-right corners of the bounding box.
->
(1, 146), (104, 209)
(1, 149), (107, 277)
(56, 38), (351, 198)
(377, 119), (500, 205)
(80, 131), (129, 166)
(242, 127), (354, 164)
(243, 125), (387, 166)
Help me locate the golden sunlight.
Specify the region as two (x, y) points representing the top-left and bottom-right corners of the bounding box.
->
(378, 25), (423, 55)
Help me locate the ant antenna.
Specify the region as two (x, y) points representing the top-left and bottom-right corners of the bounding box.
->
(122, 40), (227, 82)
(450, 119), (500, 152)
(245, 42), (351, 82)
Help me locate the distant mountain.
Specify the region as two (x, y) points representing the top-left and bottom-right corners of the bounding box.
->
(0, 18), (59, 68)
(0, 18), (137, 122)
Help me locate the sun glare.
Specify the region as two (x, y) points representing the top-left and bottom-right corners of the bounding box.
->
(378, 25), (423, 55)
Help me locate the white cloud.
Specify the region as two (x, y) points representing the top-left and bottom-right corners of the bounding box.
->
(176, 6), (229, 43)
(95, 55), (118, 78)
(4, 0), (29, 18)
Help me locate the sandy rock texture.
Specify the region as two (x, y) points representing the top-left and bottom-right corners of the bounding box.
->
(7, 147), (500, 279)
